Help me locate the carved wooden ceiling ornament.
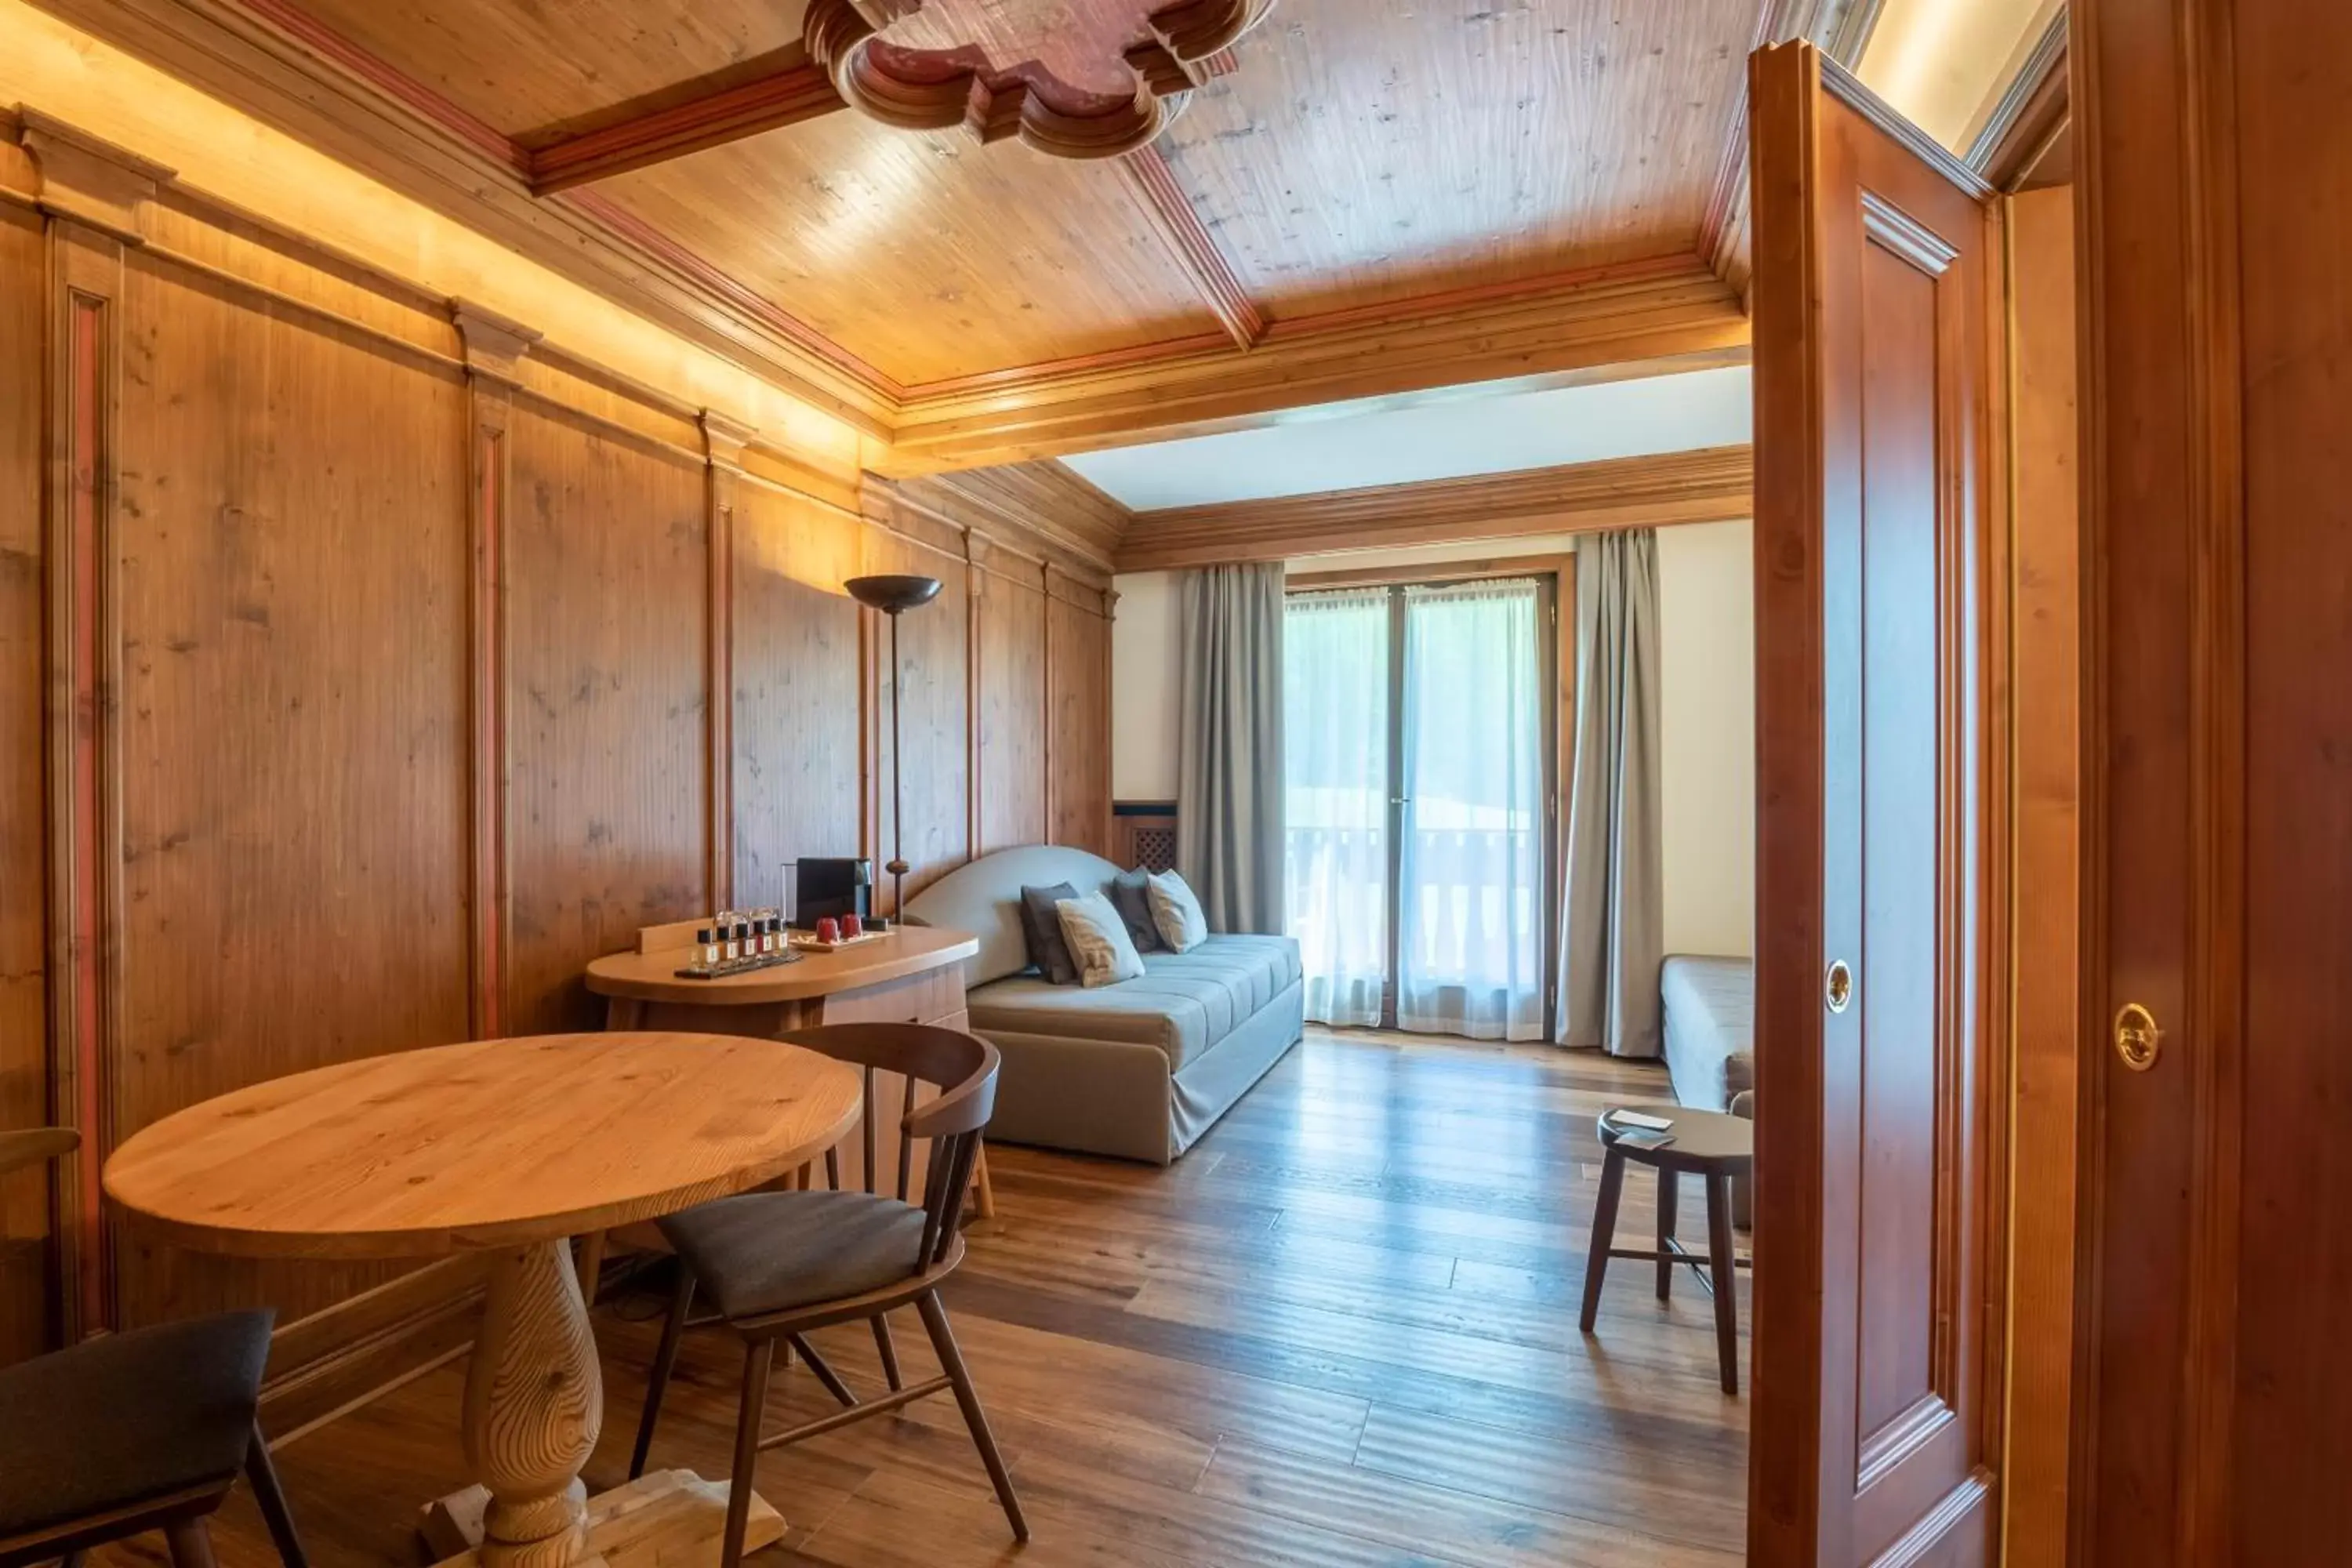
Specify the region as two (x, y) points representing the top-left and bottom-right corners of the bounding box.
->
(803, 0), (1274, 160)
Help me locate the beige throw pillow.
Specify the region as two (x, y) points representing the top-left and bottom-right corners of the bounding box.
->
(1146, 869), (1209, 953)
(1055, 892), (1145, 988)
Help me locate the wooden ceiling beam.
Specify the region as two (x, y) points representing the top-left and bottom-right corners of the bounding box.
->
(883, 256), (1753, 470)
(1119, 144), (1265, 350)
(528, 59), (848, 194)
(1113, 445), (1755, 572)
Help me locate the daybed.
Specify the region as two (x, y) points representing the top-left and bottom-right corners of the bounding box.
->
(1661, 953), (1756, 1225)
(902, 845), (1304, 1164)
(1661, 953), (1755, 1116)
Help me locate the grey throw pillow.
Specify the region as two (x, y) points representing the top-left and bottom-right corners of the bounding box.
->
(1108, 868), (1165, 952)
(1056, 892), (1146, 988)
(1018, 882), (1081, 984)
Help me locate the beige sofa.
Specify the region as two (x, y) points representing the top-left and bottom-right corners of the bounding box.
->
(902, 846), (1304, 1164)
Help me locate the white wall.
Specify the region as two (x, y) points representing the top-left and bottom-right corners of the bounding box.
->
(1109, 521), (1756, 957)
(1656, 521), (1755, 958)
(1111, 571), (1183, 800)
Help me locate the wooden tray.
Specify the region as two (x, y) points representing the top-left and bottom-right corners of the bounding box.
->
(786, 928), (894, 954)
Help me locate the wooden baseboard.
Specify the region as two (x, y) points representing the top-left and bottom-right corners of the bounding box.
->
(260, 1256), (489, 1446)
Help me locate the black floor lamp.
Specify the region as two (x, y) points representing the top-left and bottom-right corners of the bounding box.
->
(846, 573), (944, 918)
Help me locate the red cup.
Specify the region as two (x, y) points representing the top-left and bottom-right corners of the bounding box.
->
(842, 913), (862, 938)
(815, 916), (840, 944)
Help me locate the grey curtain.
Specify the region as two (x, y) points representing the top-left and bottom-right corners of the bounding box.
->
(1556, 530), (1664, 1055)
(1178, 563), (1286, 934)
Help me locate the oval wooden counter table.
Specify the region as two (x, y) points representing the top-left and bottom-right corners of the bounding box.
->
(586, 924), (995, 1214)
(103, 1032), (863, 1568)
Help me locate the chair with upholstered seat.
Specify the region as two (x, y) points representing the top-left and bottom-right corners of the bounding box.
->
(628, 1023), (1025, 1567)
(0, 1130), (309, 1568)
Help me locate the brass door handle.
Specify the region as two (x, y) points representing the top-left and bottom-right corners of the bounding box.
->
(1825, 960), (1854, 1014)
(2114, 1002), (2161, 1071)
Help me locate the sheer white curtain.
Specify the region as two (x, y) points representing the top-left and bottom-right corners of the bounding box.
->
(1398, 579), (1545, 1041)
(1283, 589), (1388, 1027)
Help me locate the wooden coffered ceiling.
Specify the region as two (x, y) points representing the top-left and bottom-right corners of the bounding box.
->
(27, 0), (1886, 466)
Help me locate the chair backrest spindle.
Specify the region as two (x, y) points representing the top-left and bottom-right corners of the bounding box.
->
(931, 1133), (979, 1266)
(861, 1065), (877, 1195)
(896, 1075), (919, 1202)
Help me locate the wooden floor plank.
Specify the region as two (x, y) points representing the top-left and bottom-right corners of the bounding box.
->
(121, 1029), (1744, 1568)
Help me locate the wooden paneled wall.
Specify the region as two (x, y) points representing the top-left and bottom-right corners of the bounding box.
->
(0, 111), (1112, 1372)
(858, 484), (1117, 909)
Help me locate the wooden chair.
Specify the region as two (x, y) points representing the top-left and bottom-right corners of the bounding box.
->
(628, 1024), (1026, 1566)
(0, 1130), (308, 1568)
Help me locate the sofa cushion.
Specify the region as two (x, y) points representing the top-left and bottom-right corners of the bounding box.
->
(1018, 881), (1081, 985)
(967, 934), (1301, 1074)
(1108, 869), (1165, 951)
(902, 845), (1125, 986)
(1146, 869), (1209, 953)
(1057, 891), (1145, 988)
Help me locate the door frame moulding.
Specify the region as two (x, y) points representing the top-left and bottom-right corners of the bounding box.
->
(1745, 38), (2009, 1566)
(1965, 5), (2071, 191)
(1698, 0), (1887, 301)
(23, 0), (1754, 469)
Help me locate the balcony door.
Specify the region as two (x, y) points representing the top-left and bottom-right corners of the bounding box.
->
(1283, 569), (1559, 1042)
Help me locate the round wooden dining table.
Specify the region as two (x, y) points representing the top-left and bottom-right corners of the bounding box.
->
(103, 1031), (863, 1568)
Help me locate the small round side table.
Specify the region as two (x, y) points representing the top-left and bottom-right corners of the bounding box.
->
(1577, 1101), (1753, 1395)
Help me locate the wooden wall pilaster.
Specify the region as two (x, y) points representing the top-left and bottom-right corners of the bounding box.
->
(0, 102), (1118, 1389)
(701, 410), (753, 911)
(452, 303), (539, 1043)
(22, 113), (166, 1341)
(963, 533), (986, 857)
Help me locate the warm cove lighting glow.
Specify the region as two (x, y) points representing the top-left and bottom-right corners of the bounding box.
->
(1859, 0), (2058, 150)
(0, 0), (866, 475)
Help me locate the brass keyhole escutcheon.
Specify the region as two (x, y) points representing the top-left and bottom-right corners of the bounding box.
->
(1825, 960), (1854, 1014)
(2114, 1001), (2162, 1072)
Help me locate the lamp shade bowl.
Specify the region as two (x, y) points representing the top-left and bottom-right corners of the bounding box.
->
(845, 574), (943, 615)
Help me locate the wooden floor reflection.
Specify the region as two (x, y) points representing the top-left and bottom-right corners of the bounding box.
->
(115, 1028), (1748, 1567)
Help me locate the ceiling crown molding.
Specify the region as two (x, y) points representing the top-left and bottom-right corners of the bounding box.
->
(876, 459), (1132, 579)
(1113, 445), (1755, 572)
(887, 257), (1752, 469)
(30, 0), (900, 435)
(31, 0), (1755, 472)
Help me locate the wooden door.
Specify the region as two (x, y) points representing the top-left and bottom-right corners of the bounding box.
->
(2069, 0), (2352, 1562)
(1747, 42), (2004, 1566)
